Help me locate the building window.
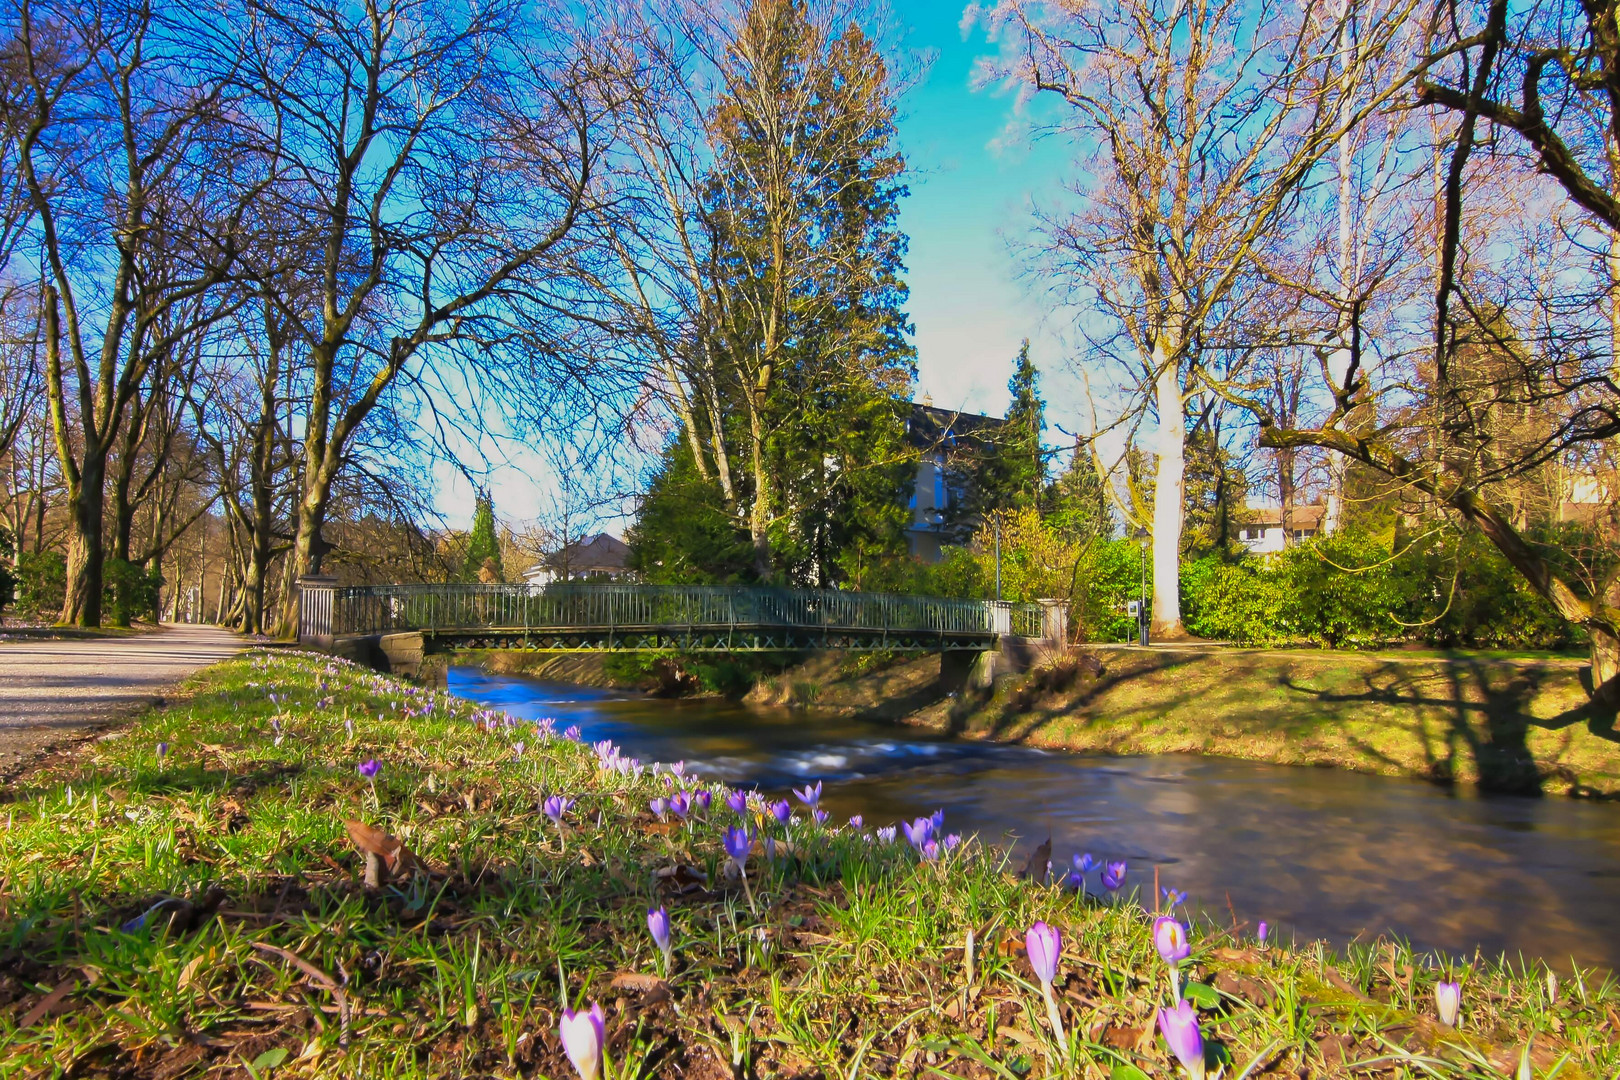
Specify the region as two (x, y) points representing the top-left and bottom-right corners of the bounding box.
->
(934, 465), (946, 509)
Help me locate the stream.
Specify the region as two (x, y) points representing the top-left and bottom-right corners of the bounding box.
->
(449, 665), (1620, 970)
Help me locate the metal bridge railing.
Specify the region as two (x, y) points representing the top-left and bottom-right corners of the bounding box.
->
(295, 581), (1051, 644)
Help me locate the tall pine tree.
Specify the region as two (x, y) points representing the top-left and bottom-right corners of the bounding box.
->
(463, 494), (504, 583)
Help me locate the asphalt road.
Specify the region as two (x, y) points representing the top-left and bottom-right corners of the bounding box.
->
(0, 623), (241, 770)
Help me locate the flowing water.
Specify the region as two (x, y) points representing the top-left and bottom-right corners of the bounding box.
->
(449, 666), (1620, 971)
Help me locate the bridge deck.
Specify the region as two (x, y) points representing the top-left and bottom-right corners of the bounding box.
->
(297, 582), (1053, 652)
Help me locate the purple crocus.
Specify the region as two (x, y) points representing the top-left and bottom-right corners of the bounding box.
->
(812, 808), (829, 826)
(944, 833), (962, 852)
(792, 781), (822, 808)
(1073, 853), (1098, 874)
(1026, 922), (1061, 986)
(155, 742), (169, 760)
(1026, 921), (1066, 1042)
(558, 1002), (606, 1080)
(562, 725), (582, 741)
(724, 826), (753, 866)
(1153, 916), (1192, 965)
(848, 815), (863, 830)
(769, 799), (792, 825)
(1162, 887), (1188, 909)
(920, 839), (940, 862)
(1158, 1001), (1205, 1080)
(876, 826), (897, 843)
(1434, 980), (1462, 1027)
(1101, 860), (1127, 891)
(544, 795), (574, 825)
(669, 792), (691, 820)
(648, 906), (673, 972)
(725, 790), (749, 817)
(649, 797), (669, 821)
(693, 790), (712, 813)
(357, 759), (381, 780)
(1256, 921), (1269, 946)
(901, 817), (934, 850)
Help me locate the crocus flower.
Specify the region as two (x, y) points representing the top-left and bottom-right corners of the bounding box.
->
(648, 906), (673, 972)
(512, 741), (525, 759)
(155, 742), (168, 760)
(902, 817), (933, 850)
(693, 790), (712, 813)
(563, 725), (582, 741)
(1256, 921), (1269, 946)
(1158, 1000), (1205, 1080)
(812, 808), (829, 826)
(770, 799), (792, 825)
(1073, 853), (1097, 874)
(1026, 921), (1065, 1043)
(848, 815), (863, 830)
(876, 826), (897, 843)
(1026, 922), (1061, 985)
(1101, 860), (1127, 891)
(1434, 980), (1462, 1027)
(559, 1002), (606, 1080)
(669, 792), (691, 820)
(1162, 887), (1188, 909)
(724, 826), (753, 865)
(650, 797), (669, 821)
(726, 790), (749, 817)
(358, 759), (381, 780)
(920, 840), (940, 861)
(792, 781), (822, 808)
(1153, 916), (1192, 965)
(544, 795), (574, 825)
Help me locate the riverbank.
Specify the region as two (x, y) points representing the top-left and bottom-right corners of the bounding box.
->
(906, 646), (1620, 798)
(5, 650), (1614, 1078)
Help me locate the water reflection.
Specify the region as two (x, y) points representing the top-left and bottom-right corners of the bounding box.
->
(449, 666), (1620, 969)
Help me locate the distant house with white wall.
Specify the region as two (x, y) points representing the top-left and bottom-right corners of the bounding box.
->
(1238, 504), (1327, 554)
(903, 404), (1006, 563)
(522, 533), (635, 584)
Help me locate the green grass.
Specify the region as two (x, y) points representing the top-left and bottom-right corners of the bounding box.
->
(923, 649), (1620, 798)
(1, 651), (1615, 1078)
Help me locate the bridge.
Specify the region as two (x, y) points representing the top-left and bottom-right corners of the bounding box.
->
(296, 580), (1064, 654)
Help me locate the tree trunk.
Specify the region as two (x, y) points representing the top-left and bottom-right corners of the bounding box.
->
(746, 388), (772, 580)
(1150, 352), (1184, 636)
(60, 455), (104, 626)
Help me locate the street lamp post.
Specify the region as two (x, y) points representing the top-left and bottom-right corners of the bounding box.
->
(1133, 526), (1150, 647)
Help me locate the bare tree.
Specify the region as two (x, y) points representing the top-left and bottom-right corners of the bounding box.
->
(971, 0), (1422, 635)
(1263, 0), (1620, 705)
(13, 0), (256, 624)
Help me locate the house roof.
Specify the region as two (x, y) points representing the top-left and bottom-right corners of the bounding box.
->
(905, 403), (1004, 452)
(1244, 504), (1327, 530)
(544, 533), (630, 573)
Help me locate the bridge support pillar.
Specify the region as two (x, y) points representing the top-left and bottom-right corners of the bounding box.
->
(940, 649), (995, 693)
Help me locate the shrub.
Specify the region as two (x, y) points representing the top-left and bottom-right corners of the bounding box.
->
(103, 558), (162, 626)
(15, 550), (66, 619)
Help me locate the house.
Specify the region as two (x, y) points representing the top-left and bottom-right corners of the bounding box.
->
(522, 533), (635, 584)
(903, 403), (1006, 563)
(1238, 504), (1327, 554)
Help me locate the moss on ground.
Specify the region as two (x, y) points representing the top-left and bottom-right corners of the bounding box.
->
(912, 647), (1620, 797)
(5, 651), (1611, 1077)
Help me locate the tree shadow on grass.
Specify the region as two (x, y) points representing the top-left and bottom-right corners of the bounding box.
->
(1276, 657), (1618, 797)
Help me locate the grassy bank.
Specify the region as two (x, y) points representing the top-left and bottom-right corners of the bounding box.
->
(10, 652), (1611, 1077)
(911, 647), (1620, 798)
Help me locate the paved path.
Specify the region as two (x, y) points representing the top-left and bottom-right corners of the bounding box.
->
(0, 623), (242, 770)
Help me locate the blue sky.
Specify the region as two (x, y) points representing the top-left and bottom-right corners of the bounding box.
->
(442, 3), (1083, 531)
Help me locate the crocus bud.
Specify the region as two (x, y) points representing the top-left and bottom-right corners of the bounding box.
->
(770, 800), (791, 825)
(649, 797), (669, 821)
(724, 826), (753, 864)
(558, 1002), (606, 1080)
(1153, 916), (1192, 964)
(1158, 1001), (1205, 1080)
(726, 790), (748, 816)
(1101, 860), (1127, 891)
(1434, 980), (1462, 1027)
(648, 906), (672, 968)
(1025, 921), (1061, 987)
(155, 742), (169, 759)
(358, 759), (380, 780)
(1257, 921), (1269, 946)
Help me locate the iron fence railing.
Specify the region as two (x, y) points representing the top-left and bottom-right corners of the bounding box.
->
(298, 581), (1048, 642)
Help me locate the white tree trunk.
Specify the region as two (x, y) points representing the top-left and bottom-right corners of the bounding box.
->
(1151, 351), (1185, 636)
(1323, 0), (1356, 537)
